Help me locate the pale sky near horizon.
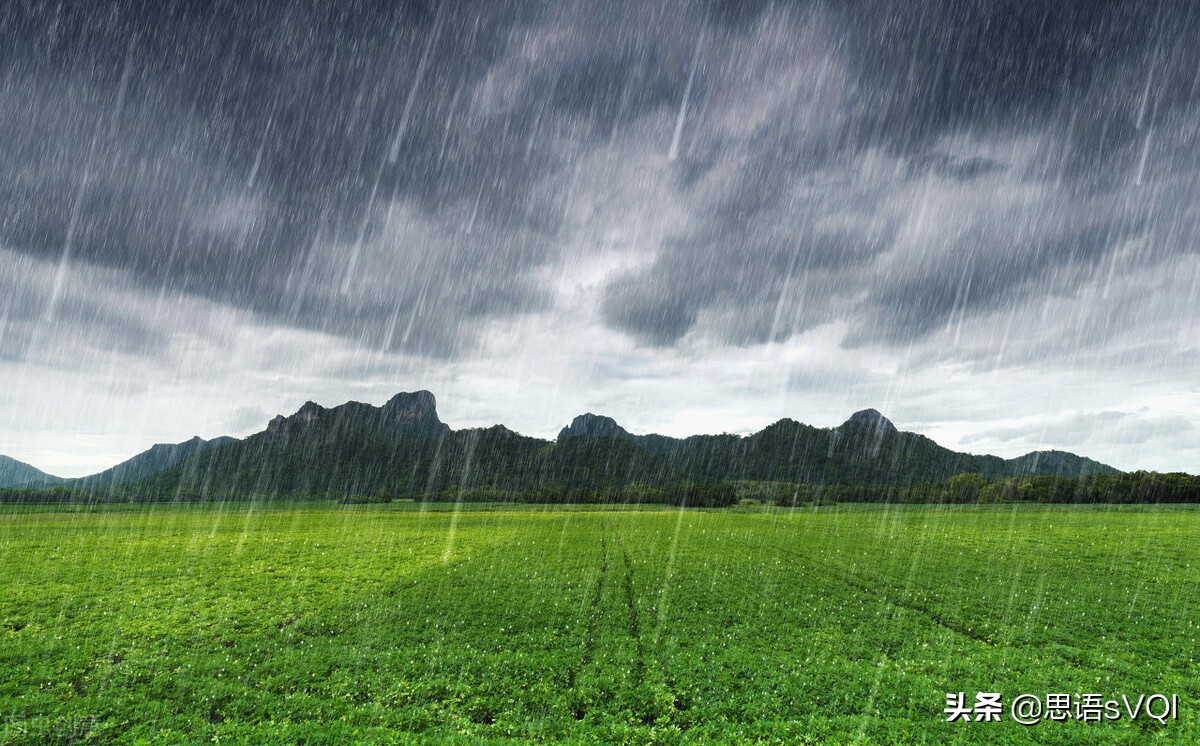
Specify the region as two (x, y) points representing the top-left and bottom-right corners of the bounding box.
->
(1, 1), (1197, 477)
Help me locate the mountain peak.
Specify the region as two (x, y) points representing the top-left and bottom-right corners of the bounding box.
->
(558, 413), (632, 441)
(383, 390), (450, 436)
(842, 408), (898, 433)
(296, 401), (327, 422)
(263, 391), (448, 441)
(1007, 450), (1118, 477)
(383, 390), (439, 420)
(152, 435), (209, 451)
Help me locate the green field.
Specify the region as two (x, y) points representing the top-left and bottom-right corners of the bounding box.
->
(1, 503), (1197, 744)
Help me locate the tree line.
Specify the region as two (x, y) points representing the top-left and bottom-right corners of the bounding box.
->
(1, 471), (1197, 506)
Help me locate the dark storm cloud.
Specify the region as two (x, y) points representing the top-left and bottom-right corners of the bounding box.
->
(1, 0), (1197, 357)
(0, 249), (167, 363)
(910, 154), (1007, 182)
(0, 0), (571, 355)
(600, 0), (1200, 348)
(0, 0), (726, 356)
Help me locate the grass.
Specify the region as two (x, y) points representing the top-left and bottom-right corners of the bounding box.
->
(1, 502), (1197, 744)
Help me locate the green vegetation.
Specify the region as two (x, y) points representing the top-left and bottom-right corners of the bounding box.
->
(4, 470), (1197, 507)
(764, 470), (1200, 506)
(2, 502), (1198, 744)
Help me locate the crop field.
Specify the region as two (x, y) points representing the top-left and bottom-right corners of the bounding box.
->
(1, 502), (1198, 744)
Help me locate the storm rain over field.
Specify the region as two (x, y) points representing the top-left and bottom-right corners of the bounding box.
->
(1, 1), (1199, 744)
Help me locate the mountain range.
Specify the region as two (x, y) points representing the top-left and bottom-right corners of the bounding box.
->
(0, 391), (1118, 495)
(0, 437), (235, 489)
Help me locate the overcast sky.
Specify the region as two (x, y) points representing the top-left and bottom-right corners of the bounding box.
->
(1, 0), (1197, 476)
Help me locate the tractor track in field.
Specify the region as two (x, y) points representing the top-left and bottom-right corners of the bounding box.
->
(565, 531), (676, 723)
(620, 528), (718, 718)
(614, 533), (686, 727)
(618, 543), (646, 687)
(566, 535), (609, 692)
(730, 535), (998, 647)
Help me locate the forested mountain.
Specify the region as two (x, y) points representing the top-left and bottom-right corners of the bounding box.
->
(0, 455), (64, 488)
(0, 435), (237, 489)
(119, 391), (1116, 500)
(71, 435), (237, 487)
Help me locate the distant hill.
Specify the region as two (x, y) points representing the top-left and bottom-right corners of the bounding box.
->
(558, 413), (683, 453)
(119, 393), (1117, 499)
(560, 407), (1115, 484)
(0, 455), (64, 488)
(72, 435), (238, 487)
(1005, 450), (1116, 477)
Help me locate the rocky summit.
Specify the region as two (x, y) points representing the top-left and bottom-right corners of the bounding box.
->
(557, 413), (632, 441)
(264, 390), (450, 442)
(382, 391), (445, 429)
(841, 408), (899, 434)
